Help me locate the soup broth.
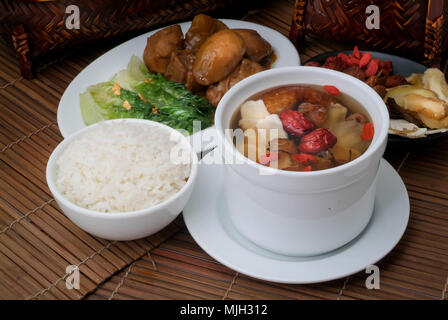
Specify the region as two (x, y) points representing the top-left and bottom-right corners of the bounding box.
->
(231, 84), (373, 171)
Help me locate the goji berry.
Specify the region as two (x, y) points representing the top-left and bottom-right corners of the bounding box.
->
(298, 128), (337, 154)
(352, 46), (361, 59)
(359, 52), (372, 68)
(347, 56), (360, 66)
(291, 153), (319, 164)
(365, 59), (379, 77)
(279, 110), (314, 137)
(323, 85), (341, 96)
(360, 122), (374, 141)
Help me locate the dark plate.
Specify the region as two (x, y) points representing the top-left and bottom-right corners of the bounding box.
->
(306, 51), (448, 145)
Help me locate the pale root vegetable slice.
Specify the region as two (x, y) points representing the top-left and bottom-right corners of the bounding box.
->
(406, 73), (424, 88)
(322, 103), (347, 128)
(240, 100), (270, 120)
(423, 68), (448, 103)
(417, 113), (448, 129)
(403, 94), (447, 120)
(238, 119), (258, 131)
(256, 114), (288, 141)
(384, 85), (437, 107)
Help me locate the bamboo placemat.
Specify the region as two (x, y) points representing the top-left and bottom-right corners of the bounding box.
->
(0, 0), (447, 300)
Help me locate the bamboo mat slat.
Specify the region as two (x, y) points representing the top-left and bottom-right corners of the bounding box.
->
(1, 0), (447, 300)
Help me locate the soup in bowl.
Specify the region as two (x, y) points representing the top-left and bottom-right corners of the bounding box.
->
(231, 84), (374, 172)
(215, 66), (389, 256)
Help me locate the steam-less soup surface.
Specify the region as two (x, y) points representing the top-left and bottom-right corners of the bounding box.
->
(231, 84), (374, 171)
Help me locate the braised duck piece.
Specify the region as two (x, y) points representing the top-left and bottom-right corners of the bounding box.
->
(193, 29), (246, 86)
(143, 25), (185, 74)
(261, 86), (337, 114)
(185, 14), (228, 51)
(297, 102), (328, 127)
(206, 58), (265, 106)
(232, 29), (272, 62)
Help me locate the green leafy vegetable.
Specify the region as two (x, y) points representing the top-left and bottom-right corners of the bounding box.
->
(80, 56), (215, 134)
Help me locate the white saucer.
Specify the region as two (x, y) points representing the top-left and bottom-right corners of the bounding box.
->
(183, 151), (410, 284)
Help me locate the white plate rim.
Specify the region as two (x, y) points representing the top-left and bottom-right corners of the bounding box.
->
(57, 19), (300, 142)
(183, 153), (410, 284)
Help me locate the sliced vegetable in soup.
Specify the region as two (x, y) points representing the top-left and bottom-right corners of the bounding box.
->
(231, 85), (373, 171)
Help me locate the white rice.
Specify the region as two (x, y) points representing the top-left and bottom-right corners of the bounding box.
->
(55, 121), (191, 213)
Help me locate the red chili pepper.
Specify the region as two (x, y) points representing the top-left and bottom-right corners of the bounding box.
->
(365, 59), (379, 77)
(323, 85), (341, 96)
(291, 153), (319, 164)
(352, 46), (361, 59)
(257, 152), (279, 165)
(301, 165), (313, 172)
(359, 52), (372, 68)
(361, 122), (374, 141)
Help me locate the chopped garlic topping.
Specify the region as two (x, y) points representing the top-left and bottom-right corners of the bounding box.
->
(123, 100), (132, 110)
(112, 83), (121, 96)
(138, 93), (147, 102)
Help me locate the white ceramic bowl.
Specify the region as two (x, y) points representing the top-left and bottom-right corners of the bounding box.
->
(215, 66), (389, 256)
(46, 119), (198, 241)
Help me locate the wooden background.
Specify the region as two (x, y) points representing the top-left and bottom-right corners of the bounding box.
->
(0, 0), (447, 300)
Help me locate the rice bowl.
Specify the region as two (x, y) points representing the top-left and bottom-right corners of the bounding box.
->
(46, 119), (198, 240)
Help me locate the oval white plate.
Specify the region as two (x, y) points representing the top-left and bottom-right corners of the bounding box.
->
(183, 150), (410, 284)
(57, 19), (300, 152)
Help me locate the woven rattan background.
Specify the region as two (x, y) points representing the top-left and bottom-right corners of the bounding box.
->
(0, 0), (447, 300)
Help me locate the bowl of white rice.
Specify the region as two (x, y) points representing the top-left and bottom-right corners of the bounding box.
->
(46, 119), (198, 240)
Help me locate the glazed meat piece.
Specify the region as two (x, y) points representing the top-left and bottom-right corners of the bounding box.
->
(372, 85), (387, 98)
(232, 29), (272, 62)
(261, 87), (304, 114)
(165, 50), (203, 91)
(261, 86), (337, 114)
(206, 59), (265, 106)
(193, 30), (246, 86)
(164, 51), (188, 83)
(143, 25), (185, 74)
(297, 102), (328, 126)
(185, 14), (228, 51)
(343, 65), (366, 81)
(385, 74), (408, 88)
